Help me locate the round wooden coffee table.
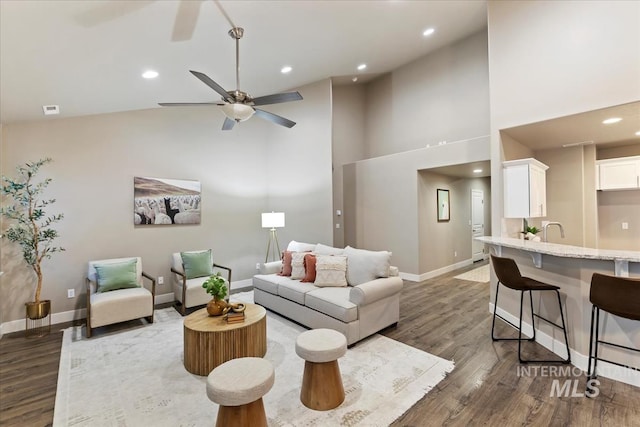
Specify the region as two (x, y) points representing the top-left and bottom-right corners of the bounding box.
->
(183, 303), (267, 376)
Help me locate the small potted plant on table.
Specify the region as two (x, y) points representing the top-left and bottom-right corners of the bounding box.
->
(202, 273), (229, 316)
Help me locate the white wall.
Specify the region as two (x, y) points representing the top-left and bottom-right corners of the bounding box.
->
(488, 0), (640, 238)
(0, 79), (333, 324)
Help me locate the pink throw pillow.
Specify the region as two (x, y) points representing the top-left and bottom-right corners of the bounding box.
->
(278, 251), (293, 276)
(301, 254), (317, 283)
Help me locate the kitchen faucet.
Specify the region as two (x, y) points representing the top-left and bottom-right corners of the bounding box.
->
(542, 221), (565, 242)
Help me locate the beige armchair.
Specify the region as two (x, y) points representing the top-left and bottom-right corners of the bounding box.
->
(86, 257), (156, 338)
(171, 250), (232, 315)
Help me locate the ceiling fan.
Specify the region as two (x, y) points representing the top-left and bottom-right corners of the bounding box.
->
(159, 27), (303, 130)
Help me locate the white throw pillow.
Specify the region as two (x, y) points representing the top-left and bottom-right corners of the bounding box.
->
(314, 243), (345, 256)
(344, 246), (392, 286)
(287, 240), (317, 253)
(290, 252), (307, 279)
(314, 255), (348, 287)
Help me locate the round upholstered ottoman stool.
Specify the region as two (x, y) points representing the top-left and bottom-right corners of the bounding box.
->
(295, 328), (347, 410)
(206, 357), (274, 427)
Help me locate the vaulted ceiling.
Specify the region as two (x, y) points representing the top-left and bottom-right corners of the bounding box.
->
(0, 0), (488, 124)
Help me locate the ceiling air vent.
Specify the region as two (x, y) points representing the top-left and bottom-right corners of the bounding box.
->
(42, 105), (60, 115)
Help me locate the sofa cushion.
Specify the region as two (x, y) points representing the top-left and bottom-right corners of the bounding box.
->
(90, 287), (152, 328)
(291, 252), (306, 279)
(301, 254), (317, 283)
(94, 259), (139, 293)
(314, 243), (344, 256)
(305, 287), (358, 323)
(277, 278), (318, 304)
(344, 246), (391, 286)
(181, 249), (213, 279)
(287, 240), (317, 253)
(252, 274), (280, 295)
(314, 255), (347, 287)
(175, 276), (216, 307)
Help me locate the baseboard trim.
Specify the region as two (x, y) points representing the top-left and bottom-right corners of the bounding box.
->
(0, 307), (87, 336)
(489, 302), (640, 387)
(0, 280), (256, 335)
(401, 259), (474, 283)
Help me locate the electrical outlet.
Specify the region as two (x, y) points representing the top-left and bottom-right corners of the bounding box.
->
(67, 289), (75, 298)
(454, 251), (457, 257)
(158, 276), (164, 285)
(622, 222), (629, 230)
(256, 263), (261, 270)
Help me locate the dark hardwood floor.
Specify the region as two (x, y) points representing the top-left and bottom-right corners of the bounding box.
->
(1, 261), (638, 426)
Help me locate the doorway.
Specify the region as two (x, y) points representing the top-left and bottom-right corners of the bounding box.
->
(471, 189), (485, 262)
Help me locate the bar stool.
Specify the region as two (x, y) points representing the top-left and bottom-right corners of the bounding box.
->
(490, 255), (571, 364)
(587, 273), (640, 381)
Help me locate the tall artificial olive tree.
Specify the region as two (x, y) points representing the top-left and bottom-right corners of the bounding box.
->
(1, 158), (64, 304)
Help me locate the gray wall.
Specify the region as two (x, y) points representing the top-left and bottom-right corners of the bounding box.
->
(364, 30), (489, 158)
(0, 79), (333, 323)
(418, 172), (491, 272)
(331, 84), (367, 248)
(342, 29), (491, 277)
(345, 138), (490, 276)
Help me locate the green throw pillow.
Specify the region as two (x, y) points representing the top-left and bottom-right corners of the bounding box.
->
(94, 259), (139, 293)
(181, 250), (213, 279)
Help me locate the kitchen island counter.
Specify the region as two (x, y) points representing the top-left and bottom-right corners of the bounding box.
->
(477, 236), (639, 387)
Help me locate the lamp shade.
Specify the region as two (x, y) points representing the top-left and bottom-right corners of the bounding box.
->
(262, 212), (285, 228)
(221, 103), (255, 122)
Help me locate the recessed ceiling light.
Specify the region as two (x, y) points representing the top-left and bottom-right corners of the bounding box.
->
(473, 169), (482, 173)
(142, 70), (159, 79)
(352, 77), (358, 82)
(423, 28), (435, 37)
(602, 117), (622, 124)
(635, 131), (640, 136)
(357, 63), (367, 71)
(281, 66), (292, 74)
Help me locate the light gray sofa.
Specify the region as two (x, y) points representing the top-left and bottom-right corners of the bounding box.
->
(252, 242), (403, 345)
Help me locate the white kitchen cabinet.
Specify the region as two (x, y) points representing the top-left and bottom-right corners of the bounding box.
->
(596, 156), (640, 190)
(503, 158), (549, 218)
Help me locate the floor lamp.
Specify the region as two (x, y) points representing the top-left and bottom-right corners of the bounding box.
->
(262, 212), (285, 263)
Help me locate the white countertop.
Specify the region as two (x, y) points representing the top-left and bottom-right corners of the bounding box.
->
(476, 236), (640, 263)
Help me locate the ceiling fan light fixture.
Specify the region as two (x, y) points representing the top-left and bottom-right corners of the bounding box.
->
(221, 103), (255, 122)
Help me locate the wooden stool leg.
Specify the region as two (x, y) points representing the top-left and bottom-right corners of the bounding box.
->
(215, 398), (267, 427)
(300, 360), (345, 410)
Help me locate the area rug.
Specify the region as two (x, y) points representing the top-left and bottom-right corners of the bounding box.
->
(453, 264), (490, 283)
(53, 291), (454, 427)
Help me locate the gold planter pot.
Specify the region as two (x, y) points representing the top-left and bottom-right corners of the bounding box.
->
(25, 300), (51, 320)
(25, 300), (51, 338)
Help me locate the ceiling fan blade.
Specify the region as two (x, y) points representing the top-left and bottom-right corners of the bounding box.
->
(253, 109), (296, 128)
(189, 71), (234, 103)
(252, 92), (303, 106)
(158, 102), (222, 107)
(222, 117), (236, 131)
(171, 0), (204, 42)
